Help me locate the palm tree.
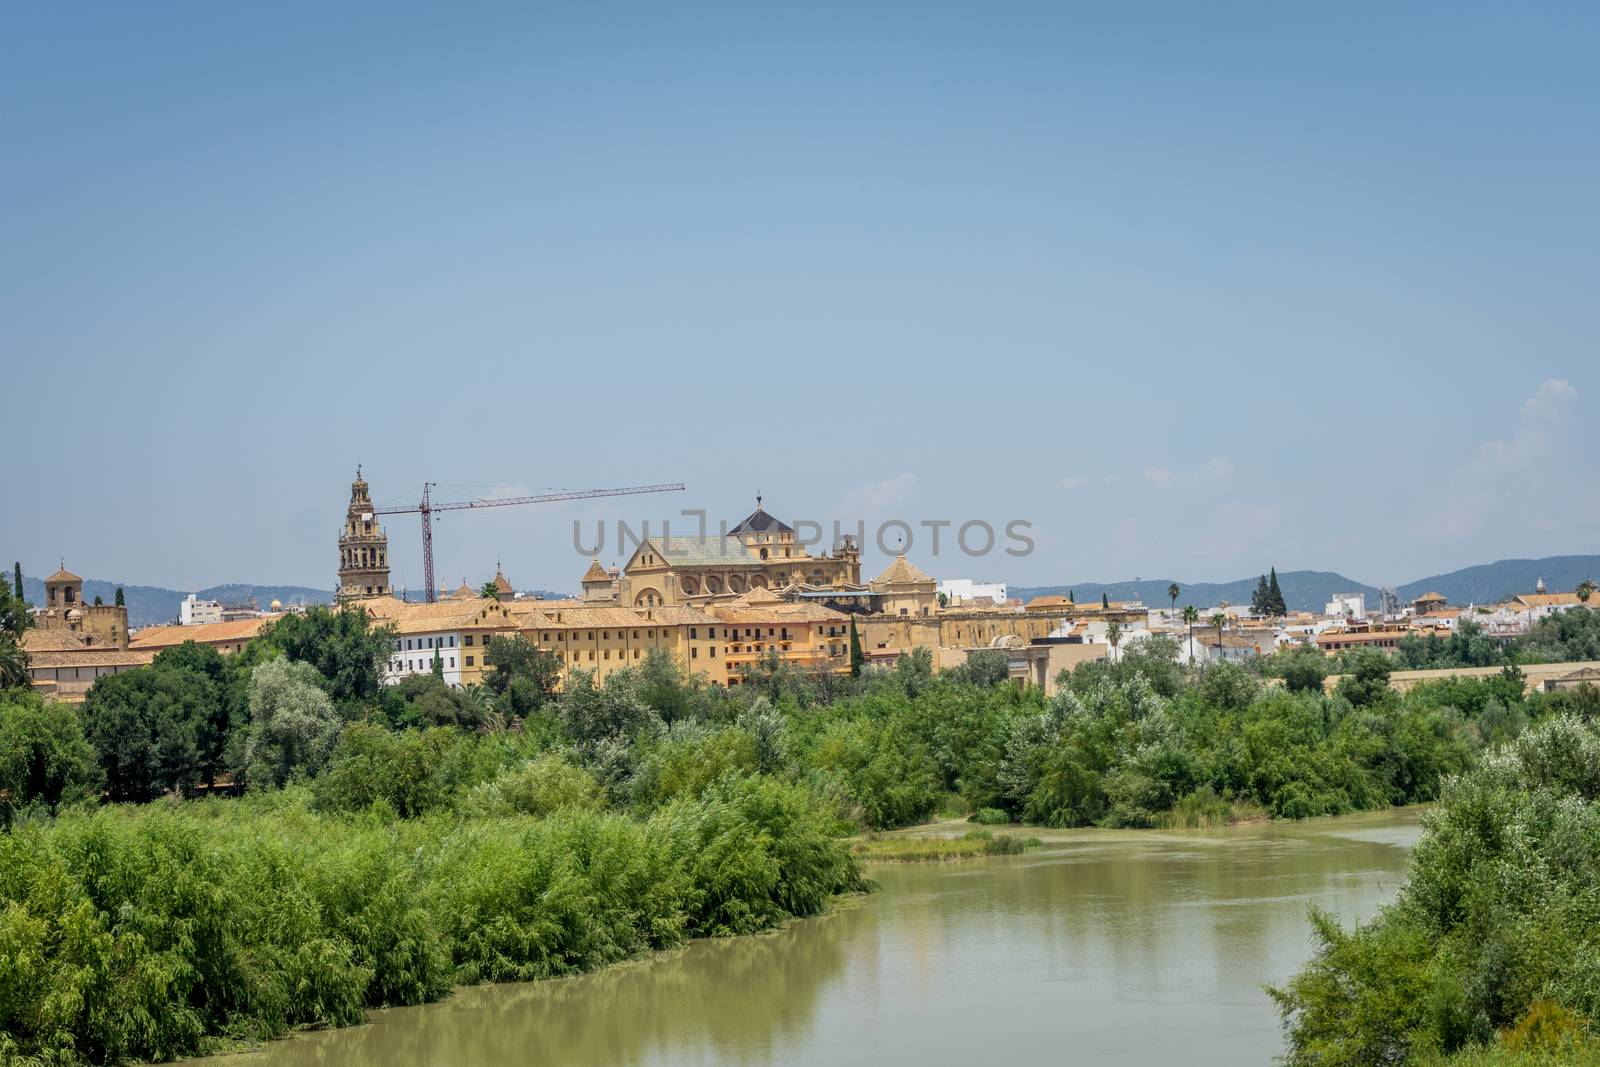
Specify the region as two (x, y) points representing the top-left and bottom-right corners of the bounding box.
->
(1579, 579), (1597, 604)
(1181, 605), (1199, 664)
(1106, 620), (1123, 662)
(1210, 612), (1227, 663)
(0, 634), (28, 690)
(1168, 583), (1181, 617)
(480, 580), (500, 601)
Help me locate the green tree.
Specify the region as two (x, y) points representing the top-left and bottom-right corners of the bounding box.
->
(235, 656), (342, 788)
(1106, 620), (1123, 662)
(114, 586), (125, 608)
(480, 580), (500, 601)
(1210, 612), (1227, 662)
(1577, 578), (1595, 604)
(0, 692), (101, 821)
(1279, 643), (1330, 693)
(483, 634), (563, 718)
(0, 633), (27, 690)
(93, 595), (103, 606)
(1101, 592), (1110, 610)
(11, 561), (21, 602)
(1168, 582), (1180, 615)
(82, 663), (213, 800)
(150, 641), (248, 788)
(1335, 648), (1393, 708)
(260, 605), (393, 706)
(0, 575), (29, 639)
(1267, 567), (1287, 616)
(1182, 605), (1200, 662)
(849, 616), (864, 678)
(1251, 575), (1269, 615)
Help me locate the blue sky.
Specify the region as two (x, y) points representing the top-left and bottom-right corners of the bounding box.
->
(3, 3), (1596, 594)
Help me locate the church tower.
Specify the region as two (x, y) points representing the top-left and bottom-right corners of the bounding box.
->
(337, 467), (391, 600)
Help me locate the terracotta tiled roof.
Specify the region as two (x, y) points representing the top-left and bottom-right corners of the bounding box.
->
(872, 555), (934, 587)
(582, 560), (611, 583)
(129, 617), (275, 650)
(21, 629), (106, 653)
(1413, 591), (1447, 603)
(28, 649), (155, 669)
(1515, 592), (1585, 608)
(45, 568), (82, 584)
(709, 601), (848, 625)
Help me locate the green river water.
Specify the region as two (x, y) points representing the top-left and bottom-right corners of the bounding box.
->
(193, 807), (1422, 1066)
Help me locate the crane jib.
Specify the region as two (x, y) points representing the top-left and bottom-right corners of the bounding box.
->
(368, 482), (685, 602)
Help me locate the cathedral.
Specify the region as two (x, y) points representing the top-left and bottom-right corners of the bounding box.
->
(337, 468), (392, 600)
(617, 497), (862, 608)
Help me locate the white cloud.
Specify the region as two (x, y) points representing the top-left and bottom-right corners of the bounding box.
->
(835, 473), (917, 520)
(1422, 378), (1583, 542)
(1055, 475), (1091, 491)
(1520, 378), (1578, 421)
(1143, 457), (1232, 491)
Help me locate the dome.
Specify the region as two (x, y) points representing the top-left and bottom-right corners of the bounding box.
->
(66, 607), (84, 620)
(269, 599), (283, 611)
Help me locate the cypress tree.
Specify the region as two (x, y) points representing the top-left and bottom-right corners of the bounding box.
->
(115, 586), (125, 608)
(1251, 575), (1269, 615)
(94, 595), (103, 606)
(848, 616), (863, 678)
(1267, 567), (1286, 616)
(11, 562), (21, 602)
(1101, 592), (1109, 610)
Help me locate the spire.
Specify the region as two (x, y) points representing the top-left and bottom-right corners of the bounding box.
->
(756, 489), (763, 509)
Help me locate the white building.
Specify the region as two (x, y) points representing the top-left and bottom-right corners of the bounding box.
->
(938, 578), (1008, 607)
(388, 628), (466, 687)
(1324, 593), (1366, 620)
(179, 594), (224, 626)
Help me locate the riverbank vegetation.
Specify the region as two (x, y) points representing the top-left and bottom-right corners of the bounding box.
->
(849, 828), (1041, 862)
(4, 605), (1599, 1062)
(1274, 714), (1600, 1064)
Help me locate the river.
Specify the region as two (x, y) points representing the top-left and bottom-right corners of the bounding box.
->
(192, 807), (1422, 1066)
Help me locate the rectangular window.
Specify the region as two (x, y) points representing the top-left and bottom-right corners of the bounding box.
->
(465, 656), (474, 666)
(690, 628), (698, 639)
(711, 647), (718, 657)
(588, 651), (595, 661)
(633, 649), (640, 659)
(691, 647), (699, 658)
(465, 634), (474, 646)
(449, 657), (455, 668)
(604, 650), (610, 660)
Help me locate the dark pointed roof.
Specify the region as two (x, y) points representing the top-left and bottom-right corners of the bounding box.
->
(728, 495), (794, 536)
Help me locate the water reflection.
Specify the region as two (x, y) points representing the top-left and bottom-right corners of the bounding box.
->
(193, 808), (1420, 1067)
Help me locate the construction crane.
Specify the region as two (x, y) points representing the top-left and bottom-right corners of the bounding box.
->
(374, 481), (685, 602)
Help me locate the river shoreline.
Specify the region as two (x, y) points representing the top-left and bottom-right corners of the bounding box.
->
(185, 806), (1424, 1067)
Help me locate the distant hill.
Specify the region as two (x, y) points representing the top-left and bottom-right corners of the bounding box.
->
(1011, 571), (1378, 614)
(1010, 555), (1600, 614)
(1395, 556), (1600, 607)
(20, 576), (574, 627)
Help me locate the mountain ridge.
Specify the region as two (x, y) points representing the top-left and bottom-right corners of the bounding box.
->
(1010, 554), (1600, 614)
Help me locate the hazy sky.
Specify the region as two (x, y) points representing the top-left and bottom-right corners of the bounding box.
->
(4, 3), (1596, 594)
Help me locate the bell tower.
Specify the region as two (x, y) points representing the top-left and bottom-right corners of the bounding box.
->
(337, 467), (391, 600)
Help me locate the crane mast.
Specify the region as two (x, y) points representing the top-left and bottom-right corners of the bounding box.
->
(373, 481), (685, 602)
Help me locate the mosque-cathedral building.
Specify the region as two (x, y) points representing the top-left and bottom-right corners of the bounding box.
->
(319, 475), (1113, 692)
